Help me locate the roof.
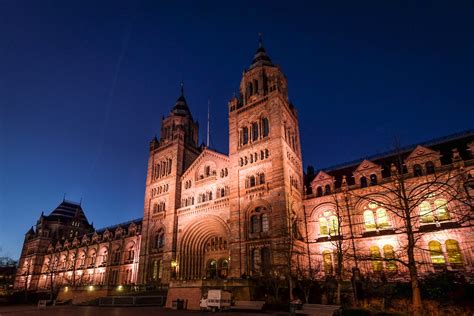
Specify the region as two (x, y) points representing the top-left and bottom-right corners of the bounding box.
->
(170, 94), (193, 119)
(46, 200), (89, 224)
(249, 41), (273, 69)
(94, 217), (143, 235)
(311, 130), (474, 189)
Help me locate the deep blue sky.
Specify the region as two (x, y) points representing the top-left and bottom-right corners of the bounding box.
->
(1, 1), (473, 259)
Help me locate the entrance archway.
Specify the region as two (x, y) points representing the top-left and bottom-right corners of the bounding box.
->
(177, 216), (230, 280)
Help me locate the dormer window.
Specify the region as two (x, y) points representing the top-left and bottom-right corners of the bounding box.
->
(316, 187), (323, 197)
(413, 164), (423, 177)
(360, 176), (368, 188)
(425, 161), (435, 174)
(324, 184), (331, 195)
(370, 174), (377, 186)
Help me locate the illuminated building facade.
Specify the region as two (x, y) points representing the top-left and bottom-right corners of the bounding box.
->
(14, 41), (474, 294)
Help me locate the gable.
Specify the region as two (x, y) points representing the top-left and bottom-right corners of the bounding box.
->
(181, 148), (230, 181)
(311, 171), (333, 185)
(405, 145), (439, 161)
(354, 159), (380, 173)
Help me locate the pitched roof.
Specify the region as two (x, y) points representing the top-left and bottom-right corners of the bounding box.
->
(47, 200), (89, 224)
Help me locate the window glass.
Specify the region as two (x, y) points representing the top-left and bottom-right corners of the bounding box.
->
(370, 246), (383, 272)
(364, 210), (376, 230)
(429, 240), (446, 266)
(323, 250), (333, 274)
(383, 245), (397, 271)
(328, 216), (339, 236)
(446, 239), (462, 266)
(420, 201), (433, 223)
(319, 217), (328, 236)
(435, 199), (449, 221)
(376, 208), (389, 228)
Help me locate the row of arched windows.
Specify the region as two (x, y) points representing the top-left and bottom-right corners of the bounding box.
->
(198, 191), (213, 203)
(184, 180), (192, 189)
(290, 175), (299, 190)
(220, 168), (229, 178)
(152, 201), (166, 214)
(152, 158), (172, 180)
(239, 149), (270, 167)
(239, 117), (269, 146)
(246, 173), (266, 188)
(413, 161), (436, 177)
(318, 198), (451, 237)
(429, 239), (463, 270)
(315, 184), (332, 197)
(284, 124), (298, 151)
(151, 184), (168, 197)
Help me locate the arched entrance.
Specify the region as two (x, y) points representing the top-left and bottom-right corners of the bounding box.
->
(177, 216), (230, 280)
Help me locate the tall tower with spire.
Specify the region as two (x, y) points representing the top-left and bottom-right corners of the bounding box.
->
(138, 86), (201, 284)
(227, 37), (304, 277)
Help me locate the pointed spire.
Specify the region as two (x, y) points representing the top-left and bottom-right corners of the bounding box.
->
(250, 34), (273, 69)
(180, 81), (184, 96)
(170, 82), (192, 118)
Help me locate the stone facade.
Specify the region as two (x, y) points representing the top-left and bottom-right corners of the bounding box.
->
(15, 41), (474, 295)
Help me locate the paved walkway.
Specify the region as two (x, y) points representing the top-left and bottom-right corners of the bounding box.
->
(0, 306), (269, 316)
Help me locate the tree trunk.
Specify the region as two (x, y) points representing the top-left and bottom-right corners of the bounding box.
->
(409, 266), (422, 316)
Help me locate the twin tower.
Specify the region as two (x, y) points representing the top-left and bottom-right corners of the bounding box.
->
(137, 40), (304, 285)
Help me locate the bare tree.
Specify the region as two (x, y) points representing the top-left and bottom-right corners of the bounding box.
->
(348, 151), (473, 316)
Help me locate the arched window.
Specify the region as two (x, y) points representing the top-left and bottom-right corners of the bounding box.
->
(420, 201), (433, 223)
(360, 176), (368, 188)
(383, 245), (397, 271)
(261, 213), (269, 232)
(316, 186), (323, 197)
(445, 240), (462, 268)
(260, 150), (264, 160)
(328, 216), (339, 236)
(323, 250), (333, 275)
(370, 246), (383, 272)
(252, 122), (259, 141)
(153, 203), (158, 213)
(370, 174), (377, 185)
(252, 248), (261, 273)
(425, 161), (435, 174)
(429, 240), (445, 269)
(220, 188), (225, 198)
(249, 176), (256, 187)
(219, 259), (229, 278)
(208, 260), (217, 279)
(376, 208), (389, 228)
(251, 215), (260, 233)
(319, 218), (328, 236)
(413, 164), (423, 177)
(265, 149), (269, 158)
(262, 117), (269, 137)
(324, 184), (331, 195)
(434, 199), (449, 221)
(259, 173), (265, 184)
(242, 127), (249, 145)
(152, 260), (158, 280)
(155, 229), (165, 249)
(363, 210), (376, 230)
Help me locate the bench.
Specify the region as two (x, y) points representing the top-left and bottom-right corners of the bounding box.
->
(231, 300), (265, 311)
(37, 300), (49, 309)
(296, 304), (341, 316)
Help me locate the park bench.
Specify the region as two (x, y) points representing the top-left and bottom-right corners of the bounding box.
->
(231, 300), (265, 311)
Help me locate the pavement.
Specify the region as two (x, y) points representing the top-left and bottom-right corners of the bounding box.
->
(0, 306), (273, 316)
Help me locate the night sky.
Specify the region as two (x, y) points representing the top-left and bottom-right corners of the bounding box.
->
(1, 1), (473, 260)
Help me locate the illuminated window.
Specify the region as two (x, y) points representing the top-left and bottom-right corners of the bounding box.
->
(383, 245), (397, 271)
(376, 208), (389, 228)
(370, 246), (383, 272)
(328, 216), (339, 236)
(319, 217), (328, 236)
(429, 240), (445, 269)
(323, 250), (333, 275)
(420, 201), (433, 223)
(252, 248), (261, 272)
(434, 199), (449, 221)
(445, 239), (463, 268)
(364, 210), (376, 230)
